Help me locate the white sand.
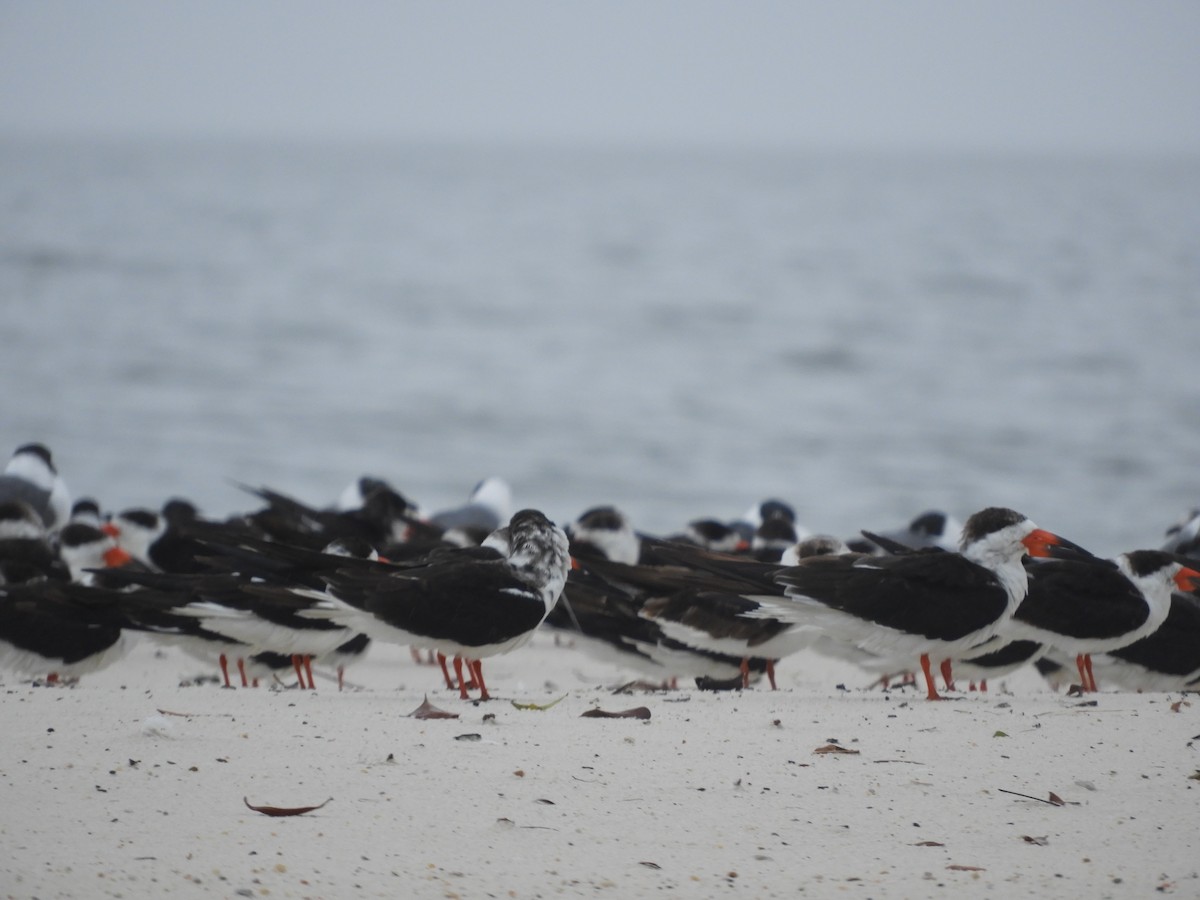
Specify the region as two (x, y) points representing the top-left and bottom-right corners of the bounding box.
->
(2, 635), (1197, 899)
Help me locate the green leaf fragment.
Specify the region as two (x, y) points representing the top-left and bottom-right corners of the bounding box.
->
(511, 694), (568, 711)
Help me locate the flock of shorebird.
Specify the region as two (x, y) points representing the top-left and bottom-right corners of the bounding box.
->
(2, 441), (1199, 700)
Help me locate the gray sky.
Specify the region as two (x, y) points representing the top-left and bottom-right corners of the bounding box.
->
(2, 1), (1198, 153)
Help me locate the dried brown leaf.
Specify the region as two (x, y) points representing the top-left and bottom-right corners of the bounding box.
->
(813, 744), (860, 755)
(946, 864), (986, 872)
(243, 796), (331, 818)
(408, 695), (459, 720)
(580, 707), (651, 720)
(1022, 835), (1050, 846)
(914, 841), (945, 847)
(1047, 792), (1066, 806)
(1170, 700), (1191, 713)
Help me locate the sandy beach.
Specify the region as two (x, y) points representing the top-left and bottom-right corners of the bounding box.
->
(2, 634), (1197, 900)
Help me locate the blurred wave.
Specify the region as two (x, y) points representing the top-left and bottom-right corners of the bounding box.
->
(2, 138), (1197, 552)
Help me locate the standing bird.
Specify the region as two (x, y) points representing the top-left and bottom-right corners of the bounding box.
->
(301, 509), (569, 700)
(1002, 550), (1200, 692)
(0, 500), (61, 584)
(1090, 592), (1200, 692)
(744, 507), (1086, 700)
(0, 444), (70, 532)
(428, 476), (514, 544)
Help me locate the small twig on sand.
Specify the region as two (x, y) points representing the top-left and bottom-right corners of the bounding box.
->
(997, 788), (1062, 806)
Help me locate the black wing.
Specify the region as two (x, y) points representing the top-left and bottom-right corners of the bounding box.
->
(775, 552), (1010, 641)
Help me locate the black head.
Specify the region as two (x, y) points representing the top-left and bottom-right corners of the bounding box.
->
(119, 508), (161, 530)
(510, 509), (555, 533)
(574, 506), (627, 533)
(1123, 549), (1180, 578)
(13, 443), (54, 471)
(758, 499), (796, 524)
(960, 507), (1026, 546)
(909, 510), (950, 537)
(162, 498), (199, 527)
(58, 522), (108, 550)
(755, 517), (798, 543)
(71, 498), (103, 519)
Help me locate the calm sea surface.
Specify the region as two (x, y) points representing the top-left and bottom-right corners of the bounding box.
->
(2, 138), (1197, 553)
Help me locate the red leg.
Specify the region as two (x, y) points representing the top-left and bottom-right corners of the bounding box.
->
(237, 657), (249, 687)
(469, 659), (490, 701)
(919, 654), (943, 700)
(1075, 654), (1091, 692)
(452, 656), (469, 699)
(436, 652), (455, 689)
(1083, 654), (1097, 692)
(980, 679), (988, 693)
(410, 647), (423, 664)
(766, 659), (777, 691)
(292, 654), (306, 687)
(46, 672), (60, 685)
(303, 655), (316, 690)
(338, 665), (345, 692)
(939, 659), (956, 692)
(218, 654), (231, 688)
(739, 658), (750, 689)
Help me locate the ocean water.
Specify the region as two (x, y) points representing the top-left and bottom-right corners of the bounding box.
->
(2, 138), (1198, 554)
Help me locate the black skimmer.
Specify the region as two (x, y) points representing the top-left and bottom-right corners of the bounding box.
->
(98, 533), (382, 690)
(570, 534), (800, 689)
(637, 590), (799, 690)
(57, 523), (133, 585)
(0, 582), (131, 681)
(779, 534), (851, 566)
(1089, 592), (1200, 691)
(566, 506), (643, 565)
(1004, 551), (1200, 691)
(860, 510), (964, 554)
(950, 639), (1048, 692)
(0, 444), (70, 531)
(239, 631), (372, 690)
(301, 509), (568, 699)
(744, 507), (1085, 700)
(548, 568), (777, 688)
(0, 500), (62, 584)
(68, 497), (106, 529)
(750, 516), (801, 563)
(240, 480), (419, 552)
(49, 527), (257, 684)
(670, 519), (749, 554)
(105, 508), (217, 574)
(1161, 509), (1200, 560)
(729, 498), (800, 539)
(546, 508), (772, 687)
(427, 476), (513, 543)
